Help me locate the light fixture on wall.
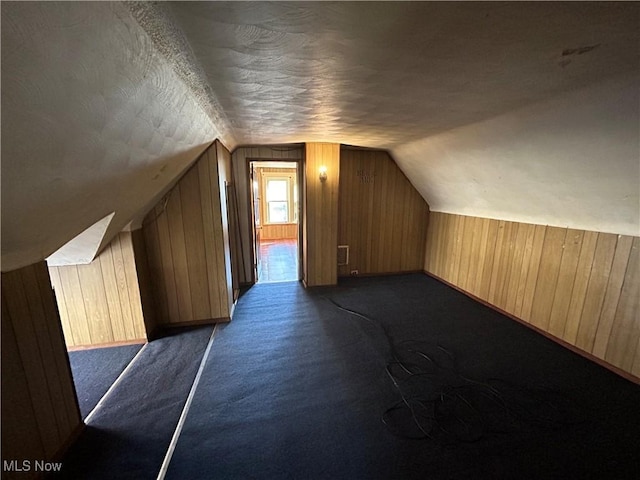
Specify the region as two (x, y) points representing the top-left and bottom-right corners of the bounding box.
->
(319, 165), (328, 182)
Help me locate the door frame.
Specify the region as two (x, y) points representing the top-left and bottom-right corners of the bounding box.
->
(246, 157), (304, 284)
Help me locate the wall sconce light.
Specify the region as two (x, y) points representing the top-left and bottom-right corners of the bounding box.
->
(319, 165), (328, 182)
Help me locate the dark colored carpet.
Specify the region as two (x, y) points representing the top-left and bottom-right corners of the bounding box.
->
(69, 343), (143, 418)
(55, 326), (213, 480)
(166, 274), (640, 479)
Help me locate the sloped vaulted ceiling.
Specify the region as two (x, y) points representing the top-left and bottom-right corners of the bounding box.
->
(166, 1), (639, 234)
(1, 1), (639, 271)
(1, 1), (228, 271)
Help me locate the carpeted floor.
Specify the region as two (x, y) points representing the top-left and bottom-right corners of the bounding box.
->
(56, 326), (214, 480)
(69, 343), (144, 418)
(165, 274), (640, 479)
(55, 274), (639, 479)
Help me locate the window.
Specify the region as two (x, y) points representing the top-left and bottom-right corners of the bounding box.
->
(266, 179), (289, 223)
(261, 172), (297, 224)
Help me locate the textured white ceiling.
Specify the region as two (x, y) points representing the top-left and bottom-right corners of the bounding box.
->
(165, 1), (638, 234)
(1, 2), (639, 270)
(167, 1), (638, 148)
(1, 2), (219, 270)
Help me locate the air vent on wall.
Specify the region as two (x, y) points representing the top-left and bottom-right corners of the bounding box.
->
(337, 245), (349, 266)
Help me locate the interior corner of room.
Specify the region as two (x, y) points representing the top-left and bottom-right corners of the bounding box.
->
(1, 2), (639, 479)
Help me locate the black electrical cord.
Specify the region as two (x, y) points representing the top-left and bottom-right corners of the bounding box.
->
(323, 295), (584, 445)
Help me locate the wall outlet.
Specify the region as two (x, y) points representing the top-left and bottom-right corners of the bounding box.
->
(350, 269), (359, 276)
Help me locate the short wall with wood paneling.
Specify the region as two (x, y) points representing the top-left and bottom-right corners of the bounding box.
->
(261, 224), (298, 240)
(231, 145), (304, 284)
(216, 141), (237, 309)
(143, 140), (233, 325)
(131, 228), (159, 339)
(338, 148), (429, 276)
(48, 232), (147, 348)
(304, 143), (340, 287)
(424, 212), (640, 379)
(2, 262), (82, 478)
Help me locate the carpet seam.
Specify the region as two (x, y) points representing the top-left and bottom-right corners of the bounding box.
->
(156, 323), (218, 480)
(84, 342), (149, 424)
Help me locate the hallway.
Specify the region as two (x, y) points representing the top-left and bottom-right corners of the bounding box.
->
(257, 239), (298, 283)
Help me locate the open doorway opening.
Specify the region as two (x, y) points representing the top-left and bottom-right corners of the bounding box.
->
(250, 161), (300, 283)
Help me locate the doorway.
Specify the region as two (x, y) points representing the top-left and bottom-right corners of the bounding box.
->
(250, 161), (300, 283)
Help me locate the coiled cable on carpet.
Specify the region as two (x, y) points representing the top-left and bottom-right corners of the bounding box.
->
(323, 295), (584, 445)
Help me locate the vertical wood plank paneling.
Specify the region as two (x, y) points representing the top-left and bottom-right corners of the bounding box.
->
(143, 217), (169, 324)
(2, 262), (81, 459)
(180, 165), (211, 320)
(216, 140), (235, 314)
(563, 231), (599, 344)
(3, 266), (65, 458)
(424, 212), (640, 379)
(166, 183), (194, 323)
(504, 223), (527, 313)
(261, 224), (298, 240)
(120, 232), (147, 339)
(2, 297), (47, 476)
(454, 216), (470, 288)
(488, 220), (507, 305)
(34, 263), (80, 435)
(338, 148), (428, 277)
(592, 236), (634, 357)
(575, 233), (618, 352)
(399, 175), (413, 270)
(76, 261), (114, 344)
(496, 222), (519, 310)
(211, 145), (230, 314)
(110, 234), (137, 340)
(304, 142), (340, 286)
(141, 140), (235, 325)
(529, 226), (567, 330)
(98, 244), (128, 341)
(48, 232), (148, 348)
(381, 157), (396, 273)
(605, 237), (640, 370)
(2, 262), (82, 472)
(424, 210), (438, 273)
(478, 218), (498, 300)
(131, 229), (158, 339)
(48, 267), (76, 346)
(58, 267), (92, 345)
(464, 217), (482, 296)
(513, 223), (536, 318)
(199, 148), (222, 318)
(520, 225), (546, 322)
(156, 202), (180, 322)
(547, 229), (584, 337)
(19, 266), (71, 439)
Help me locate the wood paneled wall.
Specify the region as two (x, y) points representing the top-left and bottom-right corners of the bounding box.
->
(216, 141), (236, 309)
(2, 262), (82, 478)
(424, 212), (640, 379)
(131, 228), (159, 339)
(261, 224), (298, 240)
(48, 232), (147, 348)
(231, 145), (304, 284)
(142, 141), (234, 325)
(304, 143), (340, 286)
(338, 148), (429, 276)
